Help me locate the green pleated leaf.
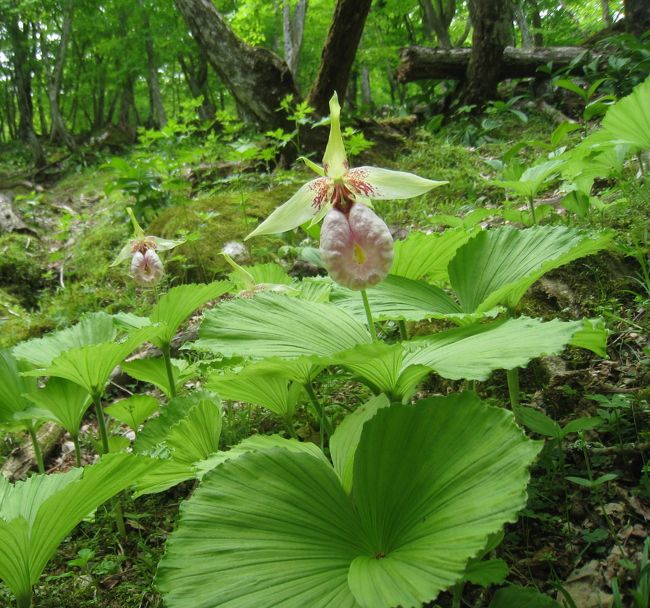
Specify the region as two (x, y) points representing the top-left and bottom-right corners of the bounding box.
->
(464, 559), (509, 586)
(195, 293), (371, 359)
(347, 395), (540, 607)
(405, 317), (604, 381)
(0, 453), (158, 605)
(150, 281), (232, 347)
(134, 434), (326, 498)
(331, 275), (481, 323)
(216, 356), (321, 385)
(602, 75), (650, 150)
(333, 342), (430, 402)
(330, 395), (390, 493)
(228, 261), (294, 291)
(26, 378), (92, 437)
(121, 357), (196, 398)
(207, 369), (302, 420)
(157, 393), (541, 608)
(24, 326), (160, 398)
(157, 448), (365, 608)
(569, 318), (609, 358)
(194, 434), (329, 475)
(390, 227), (480, 283)
(135, 392), (221, 465)
(12, 312), (116, 368)
(105, 395), (160, 432)
(448, 226), (613, 313)
(492, 159), (565, 199)
(488, 585), (562, 608)
(0, 350), (39, 429)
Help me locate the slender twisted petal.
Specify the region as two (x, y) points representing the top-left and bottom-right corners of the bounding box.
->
(131, 249), (164, 285)
(320, 203), (393, 291)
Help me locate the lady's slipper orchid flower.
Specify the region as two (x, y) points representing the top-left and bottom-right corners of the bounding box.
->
(111, 207), (184, 286)
(246, 92), (447, 240)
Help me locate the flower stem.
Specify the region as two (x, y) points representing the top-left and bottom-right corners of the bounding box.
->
(305, 382), (333, 449)
(72, 434), (82, 468)
(507, 368), (520, 409)
(161, 342), (177, 399)
(398, 320), (408, 341)
(28, 426), (44, 474)
(527, 195), (537, 225)
(360, 290), (378, 342)
(94, 396), (110, 454)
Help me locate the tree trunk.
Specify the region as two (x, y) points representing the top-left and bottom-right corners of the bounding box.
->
(530, 0), (543, 46)
(6, 15), (45, 167)
(418, 0), (455, 48)
(283, 0), (308, 79)
(361, 64), (373, 108)
(513, 2), (533, 47)
(307, 0), (372, 116)
(174, 0), (298, 132)
(624, 0), (650, 37)
(601, 0), (613, 28)
(39, 0), (77, 151)
(458, 0), (513, 108)
(138, 0), (167, 128)
(178, 52), (216, 122)
(397, 45), (602, 82)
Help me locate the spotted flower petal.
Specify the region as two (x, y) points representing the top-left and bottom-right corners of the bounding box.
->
(319, 203), (394, 291)
(347, 167), (447, 200)
(246, 178), (330, 239)
(322, 92), (348, 181)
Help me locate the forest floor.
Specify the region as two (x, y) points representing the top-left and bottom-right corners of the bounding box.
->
(0, 107), (648, 607)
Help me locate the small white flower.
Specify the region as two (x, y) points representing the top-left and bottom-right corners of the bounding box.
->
(320, 203), (393, 290)
(131, 249), (164, 285)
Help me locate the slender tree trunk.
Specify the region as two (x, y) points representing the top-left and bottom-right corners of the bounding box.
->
(283, 0), (308, 80)
(7, 16), (45, 166)
(178, 50), (216, 121)
(601, 0), (613, 28)
(459, 0), (512, 108)
(39, 0), (78, 151)
(530, 0), (543, 46)
(138, 0), (167, 128)
(174, 0), (298, 132)
(513, 2), (532, 47)
(419, 0), (455, 48)
(624, 0), (650, 37)
(361, 64), (373, 108)
(307, 0), (373, 116)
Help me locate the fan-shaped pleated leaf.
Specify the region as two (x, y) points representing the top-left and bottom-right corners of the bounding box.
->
(26, 377), (92, 437)
(121, 357), (196, 398)
(329, 395), (390, 493)
(0, 350), (39, 428)
(448, 226), (613, 313)
(492, 159), (565, 199)
(195, 293), (371, 359)
(135, 392), (221, 465)
(602, 75), (650, 150)
(12, 312), (116, 368)
(208, 370), (302, 420)
(333, 343), (430, 402)
(331, 275), (479, 323)
(150, 281), (231, 347)
(405, 317), (605, 380)
(218, 356), (321, 384)
(24, 326), (160, 398)
(228, 262), (293, 291)
(0, 453), (158, 606)
(105, 395), (160, 432)
(157, 393), (541, 608)
(390, 227), (480, 283)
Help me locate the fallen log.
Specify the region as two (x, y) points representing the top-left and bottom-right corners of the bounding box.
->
(396, 46), (604, 83)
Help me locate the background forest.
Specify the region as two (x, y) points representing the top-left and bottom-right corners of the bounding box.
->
(0, 1), (649, 607)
